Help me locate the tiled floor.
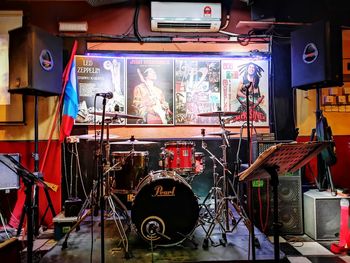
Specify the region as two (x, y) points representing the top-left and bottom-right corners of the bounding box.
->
(275, 235), (350, 263)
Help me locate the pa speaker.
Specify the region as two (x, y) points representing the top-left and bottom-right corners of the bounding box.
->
(304, 189), (350, 240)
(291, 20), (343, 90)
(9, 25), (62, 96)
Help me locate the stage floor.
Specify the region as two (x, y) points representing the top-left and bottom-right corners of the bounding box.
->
(40, 208), (283, 263)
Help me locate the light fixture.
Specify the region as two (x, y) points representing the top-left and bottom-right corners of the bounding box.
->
(59, 21), (88, 32)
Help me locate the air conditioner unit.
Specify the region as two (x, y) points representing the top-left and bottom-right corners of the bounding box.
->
(151, 2), (222, 33)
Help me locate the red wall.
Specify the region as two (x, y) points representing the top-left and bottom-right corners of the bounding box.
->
(298, 135), (350, 192)
(0, 141), (61, 227)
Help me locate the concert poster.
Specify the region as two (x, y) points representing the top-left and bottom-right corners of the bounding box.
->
(126, 58), (174, 125)
(75, 55), (125, 125)
(174, 59), (221, 125)
(221, 58), (269, 127)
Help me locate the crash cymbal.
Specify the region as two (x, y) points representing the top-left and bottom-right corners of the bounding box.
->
(77, 133), (119, 140)
(94, 111), (142, 120)
(110, 139), (158, 145)
(207, 131), (239, 136)
(197, 111), (240, 117)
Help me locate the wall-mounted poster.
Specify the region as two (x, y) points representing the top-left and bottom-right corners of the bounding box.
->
(75, 55), (125, 125)
(174, 59), (221, 125)
(221, 58), (269, 127)
(126, 58), (174, 125)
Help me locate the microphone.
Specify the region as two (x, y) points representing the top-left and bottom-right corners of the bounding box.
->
(96, 92), (113, 99)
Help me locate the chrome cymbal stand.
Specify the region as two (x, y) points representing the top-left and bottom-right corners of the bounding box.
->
(102, 120), (131, 258)
(199, 127), (233, 249)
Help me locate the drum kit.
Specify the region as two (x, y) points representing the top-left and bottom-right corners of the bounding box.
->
(63, 110), (251, 257)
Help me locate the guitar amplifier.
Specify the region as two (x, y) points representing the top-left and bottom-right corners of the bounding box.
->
(251, 140), (293, 162)
(0, 153), (20, 190)
(64, 198), (82, 217)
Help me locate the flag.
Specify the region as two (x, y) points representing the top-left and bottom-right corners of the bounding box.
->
(59, 41), (78, 142)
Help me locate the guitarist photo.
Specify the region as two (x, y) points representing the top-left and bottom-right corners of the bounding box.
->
(132, 67), (171, 124)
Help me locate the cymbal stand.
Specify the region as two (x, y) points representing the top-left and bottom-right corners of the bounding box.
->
(102, 120), (131, 258)
(199, 128), (233, 249)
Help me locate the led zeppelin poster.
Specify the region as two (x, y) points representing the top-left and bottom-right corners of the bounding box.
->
(75, 55), (125, 125)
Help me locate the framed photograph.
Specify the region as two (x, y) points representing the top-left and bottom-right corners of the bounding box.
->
(75, 55), (126, 125)
(221, 58), (269, 127)
(0, 34), (24, 125)
(126, 58), (174, 125)
(174, 59), (221, 125)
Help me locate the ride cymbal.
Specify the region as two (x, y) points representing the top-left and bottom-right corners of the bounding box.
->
(207, 131), (239, 136)
(94, 111), (143, 120)
(110, 139), (158, 145)
(77, 133), (119, 140)
(197, 111), (240, 117)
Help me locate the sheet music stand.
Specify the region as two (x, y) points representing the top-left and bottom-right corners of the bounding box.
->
(239, 141), (330, 262)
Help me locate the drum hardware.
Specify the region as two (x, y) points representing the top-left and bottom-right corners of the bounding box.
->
(76, 133), (119, 141)
(197, 118), (250, 249)
(110, 136), (158, 146)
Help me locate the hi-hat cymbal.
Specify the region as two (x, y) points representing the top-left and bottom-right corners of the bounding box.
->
(110, 139), (158, 145)
(77, 133), (119, 140)
(197, 111), (240, 117)
(94, 111), (142, 120)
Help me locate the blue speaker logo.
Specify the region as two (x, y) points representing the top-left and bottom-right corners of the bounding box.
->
(39, 49), (54, 71)
(302, 43), (318, 64)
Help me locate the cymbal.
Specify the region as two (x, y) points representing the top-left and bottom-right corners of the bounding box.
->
(192, 131), (239, 138)
(94, 111), (143, 120)
(207, 131), (239, 136)
(197, 111), (240, 117)
(110, 139), (158, 145)
(77, 134), (119, 140)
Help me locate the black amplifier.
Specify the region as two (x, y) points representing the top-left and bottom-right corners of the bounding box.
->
(64, 198), (83, 217)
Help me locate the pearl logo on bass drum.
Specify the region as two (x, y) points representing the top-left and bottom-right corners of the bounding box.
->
(302, 43), (318, 64)
(152, 185), (176, 197)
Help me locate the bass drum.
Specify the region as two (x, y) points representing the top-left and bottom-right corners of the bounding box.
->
(131, 170), (199, 246)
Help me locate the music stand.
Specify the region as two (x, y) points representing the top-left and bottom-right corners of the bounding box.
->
(239, 141), (330, 261)
(0, 154), (48, 263)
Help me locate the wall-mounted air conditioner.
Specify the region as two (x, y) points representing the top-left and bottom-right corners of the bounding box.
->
(151, 2), (222, 33)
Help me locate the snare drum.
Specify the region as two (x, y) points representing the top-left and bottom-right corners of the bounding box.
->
(131, 170), (199, 246)
(194, 152), (205, 175)
(111, 151), (149, 193)
(163, 141), (195, 175)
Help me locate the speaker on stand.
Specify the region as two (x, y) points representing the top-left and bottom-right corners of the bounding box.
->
(8, 25), (62, 263)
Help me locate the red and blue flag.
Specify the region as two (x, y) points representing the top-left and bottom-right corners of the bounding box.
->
(59, 41), (78, 142)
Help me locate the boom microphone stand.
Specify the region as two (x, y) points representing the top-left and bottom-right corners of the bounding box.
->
(97, 95), (108, 263)
(244, 82), (256, 260)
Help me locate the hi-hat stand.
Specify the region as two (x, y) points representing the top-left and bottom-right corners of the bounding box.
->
(96, 95), (131, 261)
(198, 117), (251, 250)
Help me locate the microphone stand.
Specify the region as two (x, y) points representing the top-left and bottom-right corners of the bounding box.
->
(245, 82), (256, 260)
(98, 96), (107, 263)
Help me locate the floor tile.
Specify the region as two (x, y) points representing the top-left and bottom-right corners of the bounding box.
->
(293, 242), (334, 256)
